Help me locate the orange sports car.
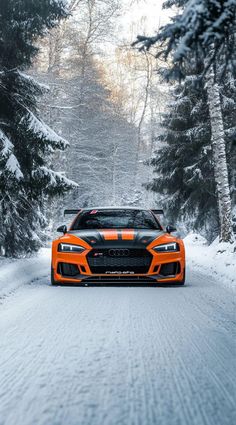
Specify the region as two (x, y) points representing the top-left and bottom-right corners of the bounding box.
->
(51, 207), (185, 285)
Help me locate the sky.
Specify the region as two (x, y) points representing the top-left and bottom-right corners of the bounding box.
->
(118, 0), (166, 37)
(101, 0), (169, 57)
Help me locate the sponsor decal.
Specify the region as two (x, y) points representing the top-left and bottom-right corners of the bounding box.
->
(105, 271), (135, 274)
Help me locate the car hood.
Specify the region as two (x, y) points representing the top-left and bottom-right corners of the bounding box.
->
(67, 228), (164, 248)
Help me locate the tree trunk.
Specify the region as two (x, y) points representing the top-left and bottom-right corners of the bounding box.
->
(206, 65), (234, 243)
(135, 52), (151, 185)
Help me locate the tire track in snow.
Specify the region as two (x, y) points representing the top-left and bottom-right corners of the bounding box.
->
(0, 275), (235, 425)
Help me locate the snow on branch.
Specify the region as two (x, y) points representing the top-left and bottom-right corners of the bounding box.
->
(33, 166), (78, 189)
(21, 111), (69, 151)
(133, 0), (236, 75)
(18, 71), (50, 92)
(0, 129), (23, 180)
(0, 129), (13, 157)
(5, 154), (24, 180)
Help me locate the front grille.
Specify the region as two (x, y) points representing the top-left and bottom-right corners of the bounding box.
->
(87, 248), (152, 274)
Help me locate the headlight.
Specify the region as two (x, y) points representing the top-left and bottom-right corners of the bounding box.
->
(153, 242), (179, 252)
(58, 243), (85, 253)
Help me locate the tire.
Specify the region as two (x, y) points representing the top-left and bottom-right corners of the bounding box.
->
(51, 266), (58, 286)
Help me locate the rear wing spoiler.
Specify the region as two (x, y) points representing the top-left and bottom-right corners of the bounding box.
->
(64, 209), (81, 216)
(64, 209), (163, 215)
(151, 209), (164, 215)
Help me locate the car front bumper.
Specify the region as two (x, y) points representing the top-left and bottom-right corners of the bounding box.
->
(52, 251), (185, 285)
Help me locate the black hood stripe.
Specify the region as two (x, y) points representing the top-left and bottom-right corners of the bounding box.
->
(68, 229), (164, 248)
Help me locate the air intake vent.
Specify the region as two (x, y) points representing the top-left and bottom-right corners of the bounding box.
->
(159, 262), (180, 277)
(58, 263), (79, 277)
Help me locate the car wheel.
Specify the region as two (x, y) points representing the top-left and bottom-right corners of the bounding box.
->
(51, 266), (59, 286)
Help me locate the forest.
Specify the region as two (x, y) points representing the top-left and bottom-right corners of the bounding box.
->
(0, 0), (235, 257)
(0, 3), (236, 425)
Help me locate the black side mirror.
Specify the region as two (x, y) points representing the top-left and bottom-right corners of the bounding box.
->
(166, 225), (177, 234)
(57, 225), (67, 234)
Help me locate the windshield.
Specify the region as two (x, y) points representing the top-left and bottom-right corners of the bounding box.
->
(71, 209), (161, 230)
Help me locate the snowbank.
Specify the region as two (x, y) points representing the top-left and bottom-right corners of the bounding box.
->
(0, 248), (51, 299)
(185, 233), (236, 289)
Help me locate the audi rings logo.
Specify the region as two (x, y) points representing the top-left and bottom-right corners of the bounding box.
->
(109, 249), (130, 257)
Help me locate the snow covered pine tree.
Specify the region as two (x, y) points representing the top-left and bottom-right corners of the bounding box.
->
(147, 58), (236, 240)
(134, 0), (236, 243)
(0, 1), (77, 256)
(147, 61), (219, 240)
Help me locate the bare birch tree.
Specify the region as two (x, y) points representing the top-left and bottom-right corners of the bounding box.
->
(205, 63), (234, 242)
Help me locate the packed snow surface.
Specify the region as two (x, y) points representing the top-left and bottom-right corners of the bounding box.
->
(0, 242), (235, 425)
(0, 248), (50, 299)
(185, 232), (236, 289)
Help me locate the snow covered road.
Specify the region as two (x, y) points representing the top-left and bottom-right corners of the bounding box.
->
(0, 265), (235, 425)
